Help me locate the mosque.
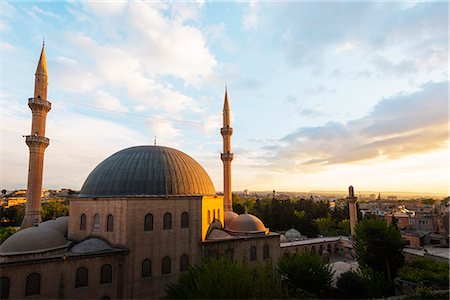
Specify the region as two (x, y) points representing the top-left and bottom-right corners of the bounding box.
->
(0, 45), (281, 299)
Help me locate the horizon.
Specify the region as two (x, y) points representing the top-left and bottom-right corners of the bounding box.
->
(2, 2), (448, 194)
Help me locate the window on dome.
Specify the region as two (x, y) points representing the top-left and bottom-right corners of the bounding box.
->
(163, 213), (172, 230)
(180, 254), (189, 272)
(144, 214), (153, 231)
(142, 259), (151, 278)
(106, 214), (114, 232)
(250, 246), (257, 261)
(75, 267), (88, 288)
(181, 212), (189, 229)
(100, 264), (112, 285)
(80, 213), (86, 231)
(25, 273), (40, 296)
(263, 244), (270, 259)
(162, 256), (171, 275)
(1, 276), (10, 299)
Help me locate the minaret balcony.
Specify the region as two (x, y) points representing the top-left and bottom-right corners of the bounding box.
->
(220, 127), (233, 136)
(28, 98), (51, 112)
(221, 152), (234, 161)
(25, 135), (50, 148)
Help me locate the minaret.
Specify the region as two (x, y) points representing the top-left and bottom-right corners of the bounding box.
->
(221, 87), (233, 211)
(21, 43), (52, 229)
(346, 185), (358, 236)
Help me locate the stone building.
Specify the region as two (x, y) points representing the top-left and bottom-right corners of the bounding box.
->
(0, 46), (279, 299)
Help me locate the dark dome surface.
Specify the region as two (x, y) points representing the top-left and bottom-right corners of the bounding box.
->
(79, 146), (216, 197)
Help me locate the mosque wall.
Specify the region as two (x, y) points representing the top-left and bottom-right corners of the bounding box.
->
(201, 195), (225, 240)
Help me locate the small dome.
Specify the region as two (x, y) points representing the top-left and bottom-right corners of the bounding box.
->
(280, 234), (288, 243)
(71, 238), (112, 254)
(0, 226), (66, 254)
(224, 211), (238, 227)
(40, 216), (69, 237)
(285, 228), (302, 241)
(79, 146), (216, 197)
(206, 229), (232, 240)
(227, 213), (268, 234)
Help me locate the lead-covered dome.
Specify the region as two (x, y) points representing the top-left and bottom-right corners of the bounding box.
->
(227, 213), (268, 235)
(79, 146), (216, 197)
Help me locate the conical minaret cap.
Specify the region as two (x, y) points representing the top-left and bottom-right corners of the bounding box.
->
(223, 86), (230, 110)
(35, 44), (48, 76)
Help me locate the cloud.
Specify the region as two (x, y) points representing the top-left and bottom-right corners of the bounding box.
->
(269, 81), (448, 169)
(94, 91), (128, 113)
(243, 2), (258, 30)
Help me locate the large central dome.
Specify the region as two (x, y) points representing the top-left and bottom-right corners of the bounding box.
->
(79, 146), (216, 197)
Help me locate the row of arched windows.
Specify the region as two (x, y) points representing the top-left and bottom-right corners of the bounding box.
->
(0, 265), (108, 300)
(206, 209), (221, 224)
(75, 264), (113, 288)
(250, 244), (270, 261)
(79, 212), (190, 233)
(141, 254), (189, 278)
(80, 214), (114, 232)
(148, 212), (189, 231)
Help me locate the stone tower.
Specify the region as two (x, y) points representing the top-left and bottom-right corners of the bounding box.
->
(21, 44), (51, 229)
(346, 185), (358, 236)
(221, 88), (233, 211)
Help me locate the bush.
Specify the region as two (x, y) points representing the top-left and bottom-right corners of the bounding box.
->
(398, 258), (449, 288)
(165, 258), (283, 299)
(335, 270), (369, 299)
(278, 251), (333, 298)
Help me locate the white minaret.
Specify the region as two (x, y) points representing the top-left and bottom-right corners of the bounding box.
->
(221, 88), (233, 211)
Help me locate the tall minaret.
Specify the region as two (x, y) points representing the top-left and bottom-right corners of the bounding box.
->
(221, 87), (233, 211)
(346, 185), (358, 236)
(21, 43), (51, 229)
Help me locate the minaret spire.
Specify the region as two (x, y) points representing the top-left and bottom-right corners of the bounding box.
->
(21, 44), (52, 229)
(221, 87), (233, 211)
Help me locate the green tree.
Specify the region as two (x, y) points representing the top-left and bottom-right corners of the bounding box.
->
(398, 258), (449, 289)
(41, 200), (68, 221)
(0, 227), (17, 244)
(353, 219), (406, 285)
(165, 258), (283, 299)
(278, 251), (334, 298)
(335, 270), (369, 299)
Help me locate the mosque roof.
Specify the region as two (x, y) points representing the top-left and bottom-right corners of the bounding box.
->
(39, 216), (69, 237)
(285, 228), (303, 240)
(0, 226), (67, 255)
(71, 238), (113, 254)
(79, 146), (216, 197)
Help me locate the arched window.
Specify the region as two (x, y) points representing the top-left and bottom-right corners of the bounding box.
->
(25, 273), (40, 296)
(250, 246), (257, 261)
(1, 276), (10, 299)
(106, 214), (114, 232)
(144, 214), (153, 231)
(80, 213), (86, 231)
(181, 212), (189, 229)
(93, 214), (100, 232)
(213, 209), (216, 220)
(163, 213), (172, 230)
(75, 267), (88, 288)
(180, 254), (189, 272)
(263, 244), (270, 259)
(225, 248), (234, 260)
(100, 264), (112, 285)
(162, 256), (171, 275)
(142, 259), (151, 278)
(207, 211), (211, 224)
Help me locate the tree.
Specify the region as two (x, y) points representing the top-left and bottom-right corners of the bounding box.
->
(41, 200), (68, 221)
(353, 219), (406, 284)
(398, 258), (449, 289)
(335, 270), (369, 299)
(165, 258), (283, 299)
(0, 227), (17, 244)
(278, 251), (334, 298)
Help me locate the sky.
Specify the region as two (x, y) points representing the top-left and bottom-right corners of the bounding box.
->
(1, 1), (448, 195)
